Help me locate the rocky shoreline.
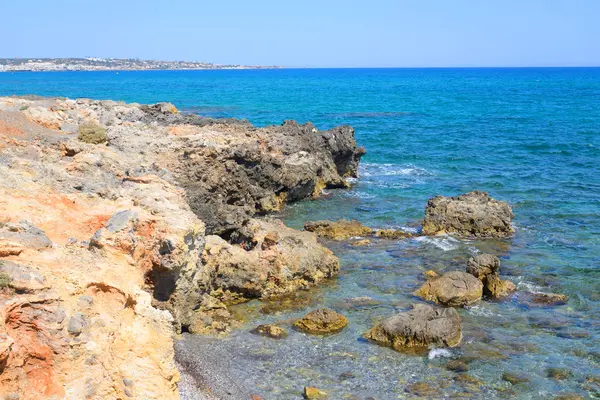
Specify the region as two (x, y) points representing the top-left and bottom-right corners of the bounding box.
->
(0, 96), (571, 399)
(0, 95), (366, 399)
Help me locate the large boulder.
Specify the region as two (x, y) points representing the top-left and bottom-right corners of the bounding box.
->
(364, 304), (462, 350)
(304, 219), (373, 240)
(293, 308), (348, 334)
(414, 271), (483, 307)
(422, 191), (514, 238)
(201, 219), (340, 304)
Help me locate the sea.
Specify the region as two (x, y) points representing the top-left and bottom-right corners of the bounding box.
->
(1, 68), (599, 399)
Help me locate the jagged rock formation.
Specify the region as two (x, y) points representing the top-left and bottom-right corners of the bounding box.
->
(0, 96), (363, 399)
(422, 191), (514, 238)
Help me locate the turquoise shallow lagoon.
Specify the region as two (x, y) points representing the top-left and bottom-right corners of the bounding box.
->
(2, 68), (599, 398)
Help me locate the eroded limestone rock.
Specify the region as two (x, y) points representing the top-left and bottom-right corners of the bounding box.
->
(364, 303), (462, 350)
(293, 308), (348, 335)
(414, 271), (483, 307)
(422, 191), (514, 238)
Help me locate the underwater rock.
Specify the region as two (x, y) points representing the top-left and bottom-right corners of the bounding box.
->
(502, 372), (530, 385)
(547, 367), (573, 380)
(446, 359), (470, 372)
(404, 382), (437, 396)
(414, 271), (483, 307)
(364, 303), (462, 350)
(304, 219), (373, 240)
(351, 239), (371, 247)
(251, 324), (288, 339)
(528, 292), (569, 306)
(422, 191), (514, 238)
(293, 308), (348, 334)
(303, 386), (328, 399)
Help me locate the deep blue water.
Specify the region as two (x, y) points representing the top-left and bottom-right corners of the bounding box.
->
(2, 68), (600, 399)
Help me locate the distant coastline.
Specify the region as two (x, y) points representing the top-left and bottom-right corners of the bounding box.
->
(0, 57), (284, 72)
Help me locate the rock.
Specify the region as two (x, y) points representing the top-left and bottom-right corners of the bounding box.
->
(105, 210), (139, 233)
(466, 254), (500, 280)
(351, 239), (371, 247)
(343, 296), (380, 309)
(374, 229), (413, 239)
(294, 308), (348, 334)
(0, 221), (52, 253)
(0, 261), (49, 292)
(304, 219), (373, 240)
(251, 324), (288, 339)
(78, 123), (107, 144)
(304, 386), (328, 399)
(187, 295), (235, 335)
(0, 334), (14, 372)
(422, 191), (514, 238)
(405, 382), (437, 396)
(202, 219), (339, 302)
(446, 359), (470, 372)
(423, 270), (439, 278)
(364, 303), (462, 350)
(0, 241), (25, 257)
(485, 274), (516, 298)
(67, 313), (86, 336)
(547, 367), (573, 380)
(502, 372), (530, 385)
(465, 254), (515, 299)
(553, 394), (584, 400)
(529, 292), (569, 306)
(414, 271), (483, 307)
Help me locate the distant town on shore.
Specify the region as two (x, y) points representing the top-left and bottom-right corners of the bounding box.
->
(0, 57), (284, 72)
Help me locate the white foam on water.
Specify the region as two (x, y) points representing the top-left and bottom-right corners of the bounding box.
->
(342, 191), (376, 199)
(359, 163), (433, 178)
(465, 304), (503, 318)
(414, 235), (460, 251)
(428, 348), (453, 360)
(517, 281), (546, 294)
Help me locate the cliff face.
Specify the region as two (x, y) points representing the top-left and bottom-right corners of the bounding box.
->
(0, 96), (364, 399)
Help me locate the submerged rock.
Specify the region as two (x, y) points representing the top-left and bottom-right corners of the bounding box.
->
(502, 372), (530, 385)
(304, 219), (373, 240)
(294, 308), (348, 334)
(528, 292), (569, 306)
(251, 324), (288, 339)
(414, 271), (483, 307)
(547, 367), (573, 380)
(422, 191), (514, 238)
(304, 386), (328, 399)
(364, 303), (462, 350)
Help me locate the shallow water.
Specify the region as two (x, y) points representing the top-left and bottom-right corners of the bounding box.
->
(2, 68), (599, 398)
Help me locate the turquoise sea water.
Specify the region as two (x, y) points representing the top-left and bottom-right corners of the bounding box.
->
(2, 68), (600, 399)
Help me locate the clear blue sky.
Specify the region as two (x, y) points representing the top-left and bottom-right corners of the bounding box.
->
(4, 0), (599, 67)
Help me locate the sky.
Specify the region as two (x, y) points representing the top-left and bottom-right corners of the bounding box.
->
(3, 0), (599, 68)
